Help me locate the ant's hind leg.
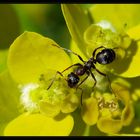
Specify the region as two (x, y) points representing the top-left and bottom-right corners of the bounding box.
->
(89, 70), (97, 92)
(76, 72), (90, 106)
(76, 71), (90, 90)
(95, 68), (113, 93)
(76, 87), (83, 106)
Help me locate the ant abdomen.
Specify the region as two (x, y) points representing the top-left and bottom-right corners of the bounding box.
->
(96, 48), (116, 65)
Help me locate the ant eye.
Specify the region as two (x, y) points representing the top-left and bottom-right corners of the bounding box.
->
(96, 49), (116, 65)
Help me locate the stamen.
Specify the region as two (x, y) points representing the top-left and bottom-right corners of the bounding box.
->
(97, 97), (118, 112)
(97, 20), (116, 32)
(19, 83), (39, 112)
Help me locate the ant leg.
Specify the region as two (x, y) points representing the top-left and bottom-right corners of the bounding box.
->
(76, 71), (90, 90)
(92, 46), (106, 58)
(76, 71), (95, 106)
(47, 63), (82, 90)
(51, 43), (85, 63)
(61, 63), (82, 73)
(76, 87), (84, 106)
(89, 70), (97, 91)
(94, 67), (113, 93)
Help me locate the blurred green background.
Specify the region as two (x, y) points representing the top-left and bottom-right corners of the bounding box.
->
(0, 4), (91, 73)
(0, 4), (71, 50)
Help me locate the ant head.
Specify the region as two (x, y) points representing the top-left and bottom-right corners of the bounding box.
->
(95, 47), (116, 65)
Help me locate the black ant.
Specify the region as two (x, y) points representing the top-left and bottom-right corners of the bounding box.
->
(47, 44), (116, 104)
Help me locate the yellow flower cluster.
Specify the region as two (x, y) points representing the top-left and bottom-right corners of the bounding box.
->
(2, 4), (140, 136)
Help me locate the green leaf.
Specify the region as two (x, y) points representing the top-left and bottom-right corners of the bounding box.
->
(0, 70), (20, 135)
(8, 31), (71, 84)
(61, 4), (90, 57)
(70, 109), (87, 136)
(89, 4), (140, 31)
(119, 119), (140, 135)
(134, 101), (140, 119)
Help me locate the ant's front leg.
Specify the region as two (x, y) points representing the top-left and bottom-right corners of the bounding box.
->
(89, 70), (97, 91)
(61, 63), (82, 73)
(76, 72), (90, 106)
(51, 44), (86, 63)
(76, 87), (83, 106)
(47, 63), (82, 90)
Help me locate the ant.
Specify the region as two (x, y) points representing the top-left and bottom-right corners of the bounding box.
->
(47, 44), (116, 105)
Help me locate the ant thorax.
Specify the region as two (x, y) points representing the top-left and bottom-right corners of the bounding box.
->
(74, 66), (86, 76)
(84, 58), (94, 69)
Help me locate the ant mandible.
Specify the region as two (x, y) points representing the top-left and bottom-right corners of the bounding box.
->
(47, 44), (116, 104)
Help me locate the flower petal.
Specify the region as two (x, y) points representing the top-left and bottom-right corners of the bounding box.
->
(61, 4), (90, 57)
(83, 24), (103, 46)
(89, 4), (140, 30)
(120, 43), (140, 77)
(111, 82), (130, 105)
(81, 97), (99, 125)
(120, 25), (140, 77)
(8, 31), (71, 84)
(127, 24), (140, 40)
(61, 92), (79, 113)
(97, 117), (122, 134)
(4, 113), (74, 136)
(121, 103), (135, 126)
(39, 101), (60, 118)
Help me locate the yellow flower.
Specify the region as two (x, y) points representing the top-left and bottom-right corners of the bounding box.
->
(2, 4), (140, 136)
(5, 31), (75, 136)
(79, 80), (134, 134)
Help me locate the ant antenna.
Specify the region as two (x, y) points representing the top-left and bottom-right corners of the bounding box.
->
(113, 47), (122, 50)
(51, 44), (85, 63)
